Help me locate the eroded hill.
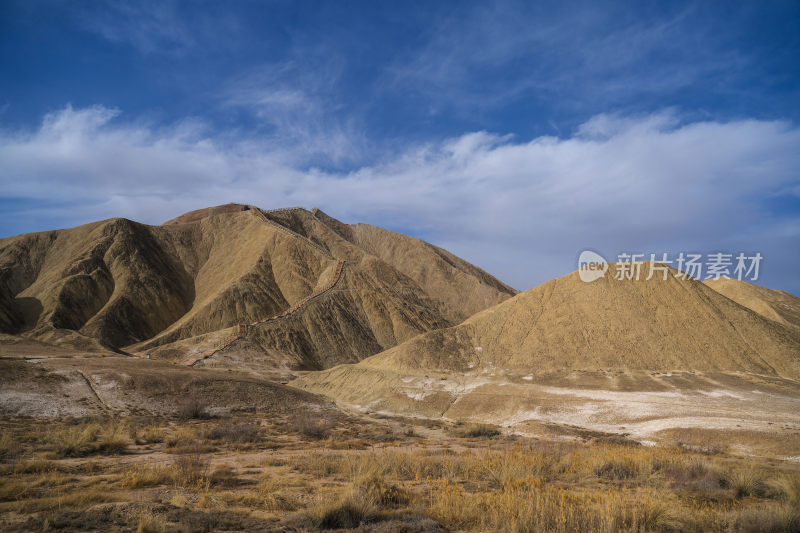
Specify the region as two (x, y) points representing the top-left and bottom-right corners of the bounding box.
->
(0, 205), (515, 376)
(705, 277), (800, 329)
(293, 265), (800, 440)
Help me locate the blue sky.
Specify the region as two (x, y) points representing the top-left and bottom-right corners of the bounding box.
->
(1, 0), (799, 293)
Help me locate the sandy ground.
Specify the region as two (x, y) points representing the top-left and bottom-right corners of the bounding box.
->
(308, 368), (800, 458)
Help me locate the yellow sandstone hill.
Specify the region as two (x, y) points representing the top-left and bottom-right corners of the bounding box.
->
(293, 266), (800, 419)
(705, 277), (800, 329)
(360, 266), (800, 376)
(0, 205), (515, 375)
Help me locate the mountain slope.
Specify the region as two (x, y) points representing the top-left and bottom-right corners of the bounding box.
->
(294, 265), (800, 398)
(292, 266), (800, 435)
(0, 205), (515, 374)
(309, 209), (516, 323)
(705, 277), (800, 329)
(375, 266), (800, 376)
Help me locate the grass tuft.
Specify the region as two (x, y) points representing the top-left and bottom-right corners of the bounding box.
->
(724, 468), (767, 499)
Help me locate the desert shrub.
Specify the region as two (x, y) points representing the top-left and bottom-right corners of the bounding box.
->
(48, 422), (127, 457)
(293, 417), (334, 440)
(765, 473), (800, 504)
(205, 420), (261, 444)
(172, 455), (209, 489)
(134, 425), (165, 445)
(177, 397), (209, 419)
(312, 488), (377, 530)
(50, 423), (100, 457)
(613, 498), (684, 532)
(209, 464), (238, 488)
(665, 457), (723, 493)
(120, 464), (174, 489)
(165, 427), (196, 448)
(135, 510), (166, 533)
(96, 424), (129, 454)
(14, 459), (60, 475)
(734, 503), (800, 533)
(163, 427), (214, 454)
(0, 432), (19, 461)
(595, 458), (641, 481)
(352, 467), (411, 509)
(249, 474), (298, 511)
(457, 423), (500, 439)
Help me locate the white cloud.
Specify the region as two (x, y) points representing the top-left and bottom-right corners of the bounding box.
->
(223, 59), (367, 165)
(1, 105), (798, 291)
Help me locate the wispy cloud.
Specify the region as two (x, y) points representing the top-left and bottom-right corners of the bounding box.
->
(223, 56), (368, 166)
(385, 2), (752, 119)
(73, 0), (195, 54)
(1, 105), (798, 291)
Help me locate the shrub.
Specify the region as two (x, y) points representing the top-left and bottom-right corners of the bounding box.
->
(50, 423), (100, 457)
(293, 417), (334, 440)
(176, 397), (209, 419)
(136, 510), (166, 533)
(119, 464), (174, 489)
(766, 474), (800, 504)
(209, 465), (238, 488)
(47, 422), (127, 457)
(458, 424), (500, 439)
(164, 427), (215, 454)
(313, 488), (376, 530)
(354, 469), (410, 509)
(595, 458), (641, 481)
(172, 455), (209, 489)
(251, 475), (298, 511)
(96, 424), (129, 455)
(0, 432), (19, 461)
(205, 420), (261, 444)
(735, 504), (800, 533)
(665, 458), (723, 493)
(14, 459), (59, 475)
(134, 426), (165, 445)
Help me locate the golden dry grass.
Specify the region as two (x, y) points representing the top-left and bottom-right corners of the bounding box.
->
(46, 421), (128, 458)
(2, 415), (800, 532)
